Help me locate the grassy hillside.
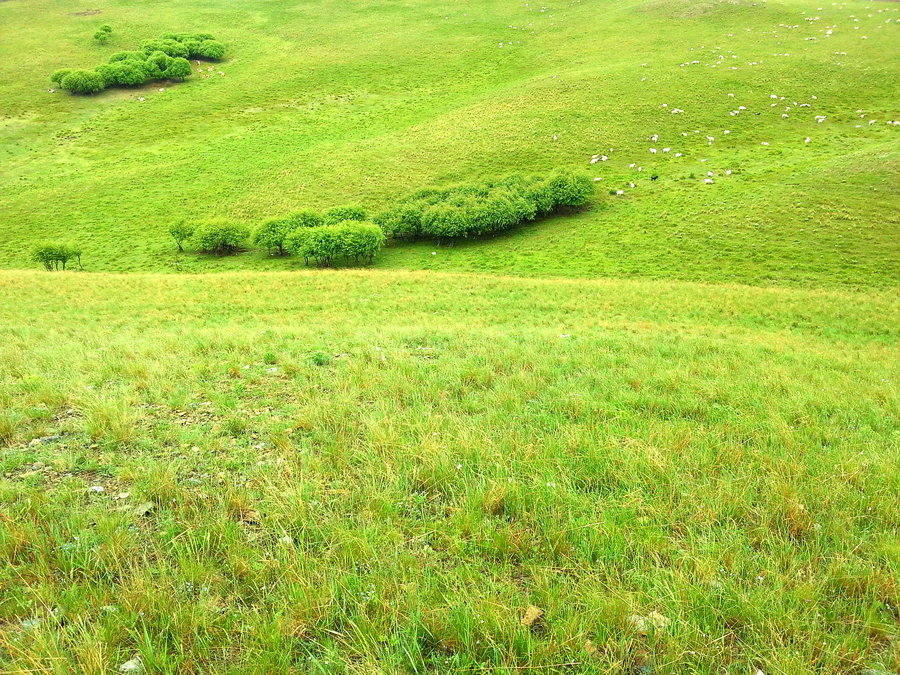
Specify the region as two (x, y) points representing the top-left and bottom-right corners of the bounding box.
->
(1, 0), (898, 285)
(1, 270), (898, 673)
(1, 0), (898, 671)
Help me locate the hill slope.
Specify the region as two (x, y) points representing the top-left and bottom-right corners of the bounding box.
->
(0, 0), (898, 284)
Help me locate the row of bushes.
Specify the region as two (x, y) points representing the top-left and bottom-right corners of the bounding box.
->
(374, 170), (593, 239)
(32, 243), (82, 271)
(51, 32), (224, 95)
(169, 206), (383, 266)
(161, 170), (592, 267)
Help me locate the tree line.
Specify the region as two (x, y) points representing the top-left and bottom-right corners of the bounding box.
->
(31, 170), (595, 270)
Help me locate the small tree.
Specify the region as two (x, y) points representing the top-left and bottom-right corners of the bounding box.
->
(60, 70), (106, 95)
(31, 243), (81, 270)
(169, 220), (195, 252)
(191, 220), (249, 255)
(32, 245), (56, 271)
(284, 228), (309, 263)
(374, 204), (422, 239)
(337, 222), (385, 264)
(323, 205), (367, 225)
(253, 218), (293, 256)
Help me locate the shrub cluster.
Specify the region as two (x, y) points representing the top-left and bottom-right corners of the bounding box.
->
(51, 32), (224, 95)
(168, 205), (383, 266)
(163, 170), (591, 268)
(251, 206), (379, 265)
(32, 243), (82, 271)
(374, 170), (593, 240)
(176, 219), (250, 255)
(284, 222), (385, 266)
(93, 24), (113, 45)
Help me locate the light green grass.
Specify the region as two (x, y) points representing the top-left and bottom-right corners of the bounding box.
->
(1, 0), (898, 671)
(0, 0), (898, 285)
(1, 270), (898, 673)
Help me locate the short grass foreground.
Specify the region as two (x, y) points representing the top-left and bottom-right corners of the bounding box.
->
(0, 271), (897, 673)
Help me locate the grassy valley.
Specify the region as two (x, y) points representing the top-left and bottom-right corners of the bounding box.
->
(0, 0), (898, 672)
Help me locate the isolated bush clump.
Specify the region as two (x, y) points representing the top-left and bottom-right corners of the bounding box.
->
(93, 24), (113, 45)
(52, 31), (225, 95)
(169, 220), (195, 252)
(60, 69), (106, 95)
(284, 222), (384, 266)
(253, 217), (294, 256)
(191, 220), (249, 255)
(375, 169), (593, 240)
(32, 243), (82, 271)
(323, 205), (367, 225)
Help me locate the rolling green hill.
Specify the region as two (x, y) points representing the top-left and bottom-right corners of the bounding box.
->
(1, 0), (898, 284)
(0, 0), (898, 672)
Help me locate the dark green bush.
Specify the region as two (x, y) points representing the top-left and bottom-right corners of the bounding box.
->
(323, 205), (367, 225)
(169, 220), (195, 252)
(286, 225), (342, 266)
(191, 220), (249, 255)
(253, 218), (293, 256)
(60, 70), (106, 95)
(337, 222), (385, 264)
(109, 51), (147, 63)
(54, 31), (220, 95)
(142, 51), (174, 79)
(375, 169), (593, 240)
(95, 62), (147, 87)
(32, 243), (82, 271)
(93, 24), (112, 44)
(373, 203), (422, 239)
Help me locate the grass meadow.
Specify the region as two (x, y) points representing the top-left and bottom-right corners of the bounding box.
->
(0, 0), (899, 671)
(1, 271), (898, 673)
